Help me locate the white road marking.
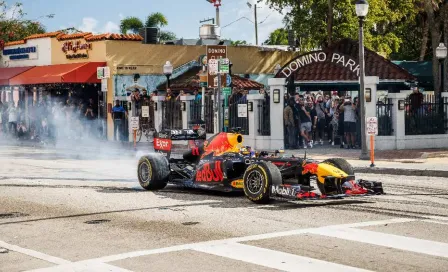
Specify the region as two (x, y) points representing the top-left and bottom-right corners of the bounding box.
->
(193, 242), (372, 272)
(0, 240), (71, 265)
(426, 215), (448, 221)
(422, 219), (448, 225)
(26, 261), (133, 272)
(309, 227), (448, 258)
(87, 217), (416, 263)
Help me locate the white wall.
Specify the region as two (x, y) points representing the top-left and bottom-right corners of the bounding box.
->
(2, 38), (52, 67)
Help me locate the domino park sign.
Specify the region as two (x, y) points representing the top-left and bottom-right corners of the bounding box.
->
(275, 50), (361, 78)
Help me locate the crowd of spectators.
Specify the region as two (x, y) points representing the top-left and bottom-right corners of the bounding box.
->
(283, 90), (362, 149)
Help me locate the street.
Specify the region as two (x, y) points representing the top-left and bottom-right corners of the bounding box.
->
(1, 144), (448, 272)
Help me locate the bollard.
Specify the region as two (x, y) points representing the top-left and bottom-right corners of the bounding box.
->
(370, 134), (375, 167)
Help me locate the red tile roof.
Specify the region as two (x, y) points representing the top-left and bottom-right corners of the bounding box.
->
(3, 31), (142, 47)
(157, 66), (264, 91)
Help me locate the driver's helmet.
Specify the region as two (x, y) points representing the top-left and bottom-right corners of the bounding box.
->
(240, 146), (255, 157)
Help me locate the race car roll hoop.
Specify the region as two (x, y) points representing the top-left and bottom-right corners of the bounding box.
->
(138, 129), (384, 204)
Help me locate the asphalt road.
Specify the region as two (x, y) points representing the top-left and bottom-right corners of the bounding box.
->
(1, 144), (448, 272)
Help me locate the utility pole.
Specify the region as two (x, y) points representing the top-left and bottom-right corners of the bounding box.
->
(254, 4), (258, 46)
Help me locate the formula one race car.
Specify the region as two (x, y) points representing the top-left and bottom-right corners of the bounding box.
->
(137, 128), (384, 203)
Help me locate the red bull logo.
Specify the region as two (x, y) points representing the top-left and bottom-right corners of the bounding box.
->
(195, 161), (223, 182)
(302, 163), (318, 175)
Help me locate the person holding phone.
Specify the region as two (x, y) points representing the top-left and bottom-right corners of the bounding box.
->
(339, 96), (357, 149)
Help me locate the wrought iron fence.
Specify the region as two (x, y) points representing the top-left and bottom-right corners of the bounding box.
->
(376, 97), (393, 136)
(257, 99), (270, 136)
(188, 96), (214, 133)
(189, 100), (202, 122)
(405, 94), (447, 135)
(139, 100), (155, 129)
(228, 100), (249, 135)
(161, 99), (182, 130)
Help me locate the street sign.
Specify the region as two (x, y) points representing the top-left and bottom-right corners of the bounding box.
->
(208, 59), (218, 75)
(226, 74), (232, 86)
(142, 106), (149, 117)
(101, 78), (107, 92)
(238, 104), (248, 118)
(130, 117), (139, 130)
(206, 45), (227, 88)
(366, 117), (378, 135)
(97, 67), (110, 79)
(219, 58), (230, 73)
(222, 87), (231, 107)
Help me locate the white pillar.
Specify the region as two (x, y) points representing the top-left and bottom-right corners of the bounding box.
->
(268, 78), (286, 150)
(389, 92), (407, 149)
(180, 95), (195, 129)
(442, 92), (448, 126)
(245, 94), (265, 148)
(152, 96), (165, 132)
(364, 76), (379, 149)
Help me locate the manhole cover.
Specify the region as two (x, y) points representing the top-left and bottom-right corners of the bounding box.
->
(182, 221), (199, 226)
(84, 219), (110, 224)
(0, 212), (28, 219)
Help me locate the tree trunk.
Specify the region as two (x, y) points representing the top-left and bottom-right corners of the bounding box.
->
(425, 0), (441, 94)
(419, 15), (429, 61)
(326, 0), (334, 46)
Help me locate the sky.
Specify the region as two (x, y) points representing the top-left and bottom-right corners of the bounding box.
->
(4, 0), (288, 44)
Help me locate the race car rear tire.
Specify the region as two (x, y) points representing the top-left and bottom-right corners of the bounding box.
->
(322, 158), (354, 175)
(137, 154), (170, 190)
(243, 161), (282, 204)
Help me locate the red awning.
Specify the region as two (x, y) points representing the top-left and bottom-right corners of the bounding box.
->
(0, 66), (35, 86)
(9, 62), (107, 85)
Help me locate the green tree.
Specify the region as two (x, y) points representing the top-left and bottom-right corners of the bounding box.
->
(0, 1), (50, 50)
(263, 0), (419, 57)
(263, 28), (288, 45)
(120, 12), (176, 42)
(119, 16), (143, 34)
(230, 40), (248, 46)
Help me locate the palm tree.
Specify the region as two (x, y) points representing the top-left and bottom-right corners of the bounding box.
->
(120, 16), (143, 34)
(120, 12), (176, 42)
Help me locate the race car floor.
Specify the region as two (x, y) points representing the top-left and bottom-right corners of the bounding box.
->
(1, 145), (448, 272)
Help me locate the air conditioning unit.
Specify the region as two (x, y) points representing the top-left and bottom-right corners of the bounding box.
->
(199, 24), (220, 40)
(140, 27), (160, 44)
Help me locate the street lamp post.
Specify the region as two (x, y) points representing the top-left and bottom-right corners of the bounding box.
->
(163, 61), (173, 89)
(356, 0), (369, 160)
(436, 43), (447, 119)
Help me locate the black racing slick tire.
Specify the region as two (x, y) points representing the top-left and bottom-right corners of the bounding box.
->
(137, 154), (170, 190)
(322, 158), (354, 175)
(243, 161), (282, 204)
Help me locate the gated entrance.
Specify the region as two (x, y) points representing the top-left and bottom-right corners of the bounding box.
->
(162, 99), (182, 130)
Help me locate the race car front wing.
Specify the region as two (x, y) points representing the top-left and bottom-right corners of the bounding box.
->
(270, 179), (384, 200)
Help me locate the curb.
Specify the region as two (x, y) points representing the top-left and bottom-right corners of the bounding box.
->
(354, 167), (448, 178)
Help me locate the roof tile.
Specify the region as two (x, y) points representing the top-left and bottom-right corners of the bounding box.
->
(4, 40), (26, 46)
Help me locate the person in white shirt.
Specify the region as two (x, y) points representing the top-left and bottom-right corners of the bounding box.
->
(8, 103), (18, 136)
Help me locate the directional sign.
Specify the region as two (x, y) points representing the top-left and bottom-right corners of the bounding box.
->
(219, 58), (230, 74)
(130, 117), (139, 130)
(366, 117), (378, 135)
(208, 59), (218, 75)
(206, 45), (227, 88)
(226, 74), (232, 86)
(222, 87), (231, 107)
(97, 67), (110, 79)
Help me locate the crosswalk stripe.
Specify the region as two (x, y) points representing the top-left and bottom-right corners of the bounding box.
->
(26, 261), (133, 272)
(192, 242), (372, 272)
(309, 227), (448, 258)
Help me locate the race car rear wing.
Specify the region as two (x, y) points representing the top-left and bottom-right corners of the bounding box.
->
(153, 128), (206, 158)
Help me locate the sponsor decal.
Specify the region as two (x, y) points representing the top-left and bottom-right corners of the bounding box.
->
(154, 138), (172, 151)
(191, 147), (200, 156)
(231, 179), (244, 189)
(302, 163), (318, 175)
(157, 132), (169, 139)
(195, 161), (223, 182)
(271, 185), (297, 197)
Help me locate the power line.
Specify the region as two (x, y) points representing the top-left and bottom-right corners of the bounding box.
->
(221, 16), (254, 28)
(259, 12), (274, 24)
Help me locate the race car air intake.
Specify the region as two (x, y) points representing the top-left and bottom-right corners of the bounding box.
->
(183, 132), (243, 163)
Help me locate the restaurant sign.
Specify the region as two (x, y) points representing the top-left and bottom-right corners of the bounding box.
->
(62, 40), (92, 60)
(277, 51), (361, 78)
(2, 46), (38, 61)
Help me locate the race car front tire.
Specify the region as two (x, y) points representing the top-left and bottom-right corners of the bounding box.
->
(243, 161), (282, 204)
(322, 158), (354, 175)
(137, 154), (170, 190)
